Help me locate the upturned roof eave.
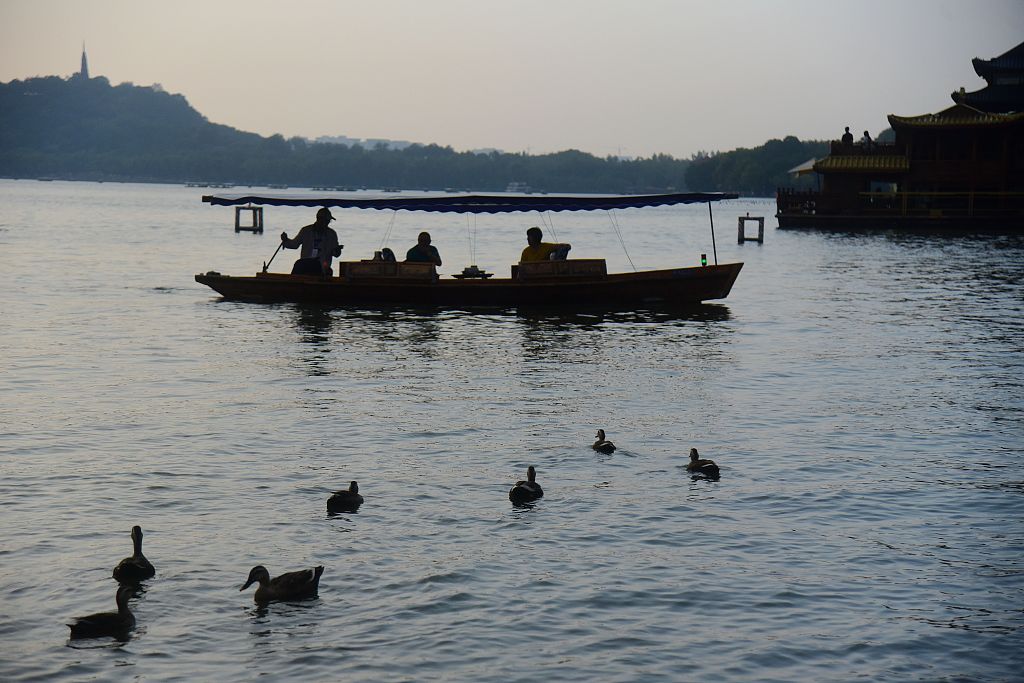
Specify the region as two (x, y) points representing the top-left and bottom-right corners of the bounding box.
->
(887, 104), (1024, 128)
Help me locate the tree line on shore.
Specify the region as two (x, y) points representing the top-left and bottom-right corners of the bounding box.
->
(1, 75), (827, 196)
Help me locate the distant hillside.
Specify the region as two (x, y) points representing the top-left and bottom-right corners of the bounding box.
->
(0, 76), (694, 192)
(685, 136), (831, 196)
(0, 75), (266, 182)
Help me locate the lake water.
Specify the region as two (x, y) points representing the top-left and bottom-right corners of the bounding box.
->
(1, 180), (1022, 682)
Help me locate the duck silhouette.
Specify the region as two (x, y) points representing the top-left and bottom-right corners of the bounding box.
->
(592, 429), (616, 454)
(112, 526), (155, 583)
(240, 565), (324, 603)
(686, 448), (720, 478)
(327, 481), (364, 513)
(509, 466), (544, 504)
(68, 584), (136, 639)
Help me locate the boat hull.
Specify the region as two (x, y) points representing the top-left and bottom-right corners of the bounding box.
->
(194, 263), (743, 308)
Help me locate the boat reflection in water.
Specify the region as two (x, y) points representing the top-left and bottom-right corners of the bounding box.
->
(513, 303), (732, 327)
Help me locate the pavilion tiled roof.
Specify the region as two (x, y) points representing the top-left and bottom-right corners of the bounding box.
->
(888, 104), (1024, 128)
(813, 155), (909, 174)
(951, 84), (1024, 112)
(972, 41), (1024, 77)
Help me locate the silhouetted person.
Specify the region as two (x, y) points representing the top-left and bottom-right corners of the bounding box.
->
(405, 231), (442, 266)
(280, 207), (342, 276)
(841, 126), (854, 146)
(860, 130), (873, 149)
(520, 226), (570, 262)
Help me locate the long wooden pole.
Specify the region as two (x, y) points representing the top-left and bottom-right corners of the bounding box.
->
(263, 242), (283, 273)
(708, 202), (719, 265)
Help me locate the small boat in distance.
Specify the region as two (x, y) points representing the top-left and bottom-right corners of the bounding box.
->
(195, 192), (742, 309)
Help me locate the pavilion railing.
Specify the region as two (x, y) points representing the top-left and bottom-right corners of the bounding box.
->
(776, 188), (1024, 218)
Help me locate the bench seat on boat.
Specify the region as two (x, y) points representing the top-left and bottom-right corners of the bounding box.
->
(513, 259), (607, 280)
(342, 261), (437, 280)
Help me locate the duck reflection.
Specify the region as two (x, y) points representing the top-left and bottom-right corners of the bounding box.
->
(247, 599), (323, 644)
(66, 631), (134, 649)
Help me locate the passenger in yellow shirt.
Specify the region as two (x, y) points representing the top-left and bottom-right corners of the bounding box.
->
(519, 226), (571, 262)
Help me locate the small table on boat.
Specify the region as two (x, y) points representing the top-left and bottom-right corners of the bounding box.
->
(452, 267), (493, 279)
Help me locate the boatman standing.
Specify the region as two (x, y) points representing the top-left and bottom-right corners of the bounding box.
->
(280, 207), (343, 275)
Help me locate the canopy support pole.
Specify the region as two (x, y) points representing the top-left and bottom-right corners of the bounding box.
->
(708, 202), (718, 265)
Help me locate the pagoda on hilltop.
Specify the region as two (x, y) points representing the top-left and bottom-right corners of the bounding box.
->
(72, 43), (90, 80)
(776, 41), (1024, 230)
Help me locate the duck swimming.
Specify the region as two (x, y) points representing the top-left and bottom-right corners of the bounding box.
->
(509, 465), (544, 504)
(592, 429), (616, 454)
(240, 565), (324, 603)
(686, 448), (720, 477)
(327, 481), (364, 513)
(112, 525), (155, 583)
(68, 584), (136, 639)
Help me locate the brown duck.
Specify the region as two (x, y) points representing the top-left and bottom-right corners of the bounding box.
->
(509, 465), (544, 504)
(327, 481), (364, 513)
(686, 448), (720, 477)
(592, 429), (617, 454)
(240, 565), (324, 603)
(112, 526), (155, 583)
(68, 584), (136, 639)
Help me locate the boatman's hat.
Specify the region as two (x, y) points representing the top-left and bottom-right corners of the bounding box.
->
(317, 207), (335, 222)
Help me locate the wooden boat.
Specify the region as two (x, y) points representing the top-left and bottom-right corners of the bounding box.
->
(195, 192), (742, 308)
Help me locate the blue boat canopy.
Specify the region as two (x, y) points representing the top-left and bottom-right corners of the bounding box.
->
(202, 192), (738, 213)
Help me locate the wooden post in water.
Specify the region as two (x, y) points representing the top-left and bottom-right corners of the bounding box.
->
(235, 205), (264, 233)
(737, 213), (764, 244)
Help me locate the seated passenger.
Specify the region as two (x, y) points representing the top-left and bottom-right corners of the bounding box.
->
(405, 231), (442, 266)
(520, 226), (571, 262)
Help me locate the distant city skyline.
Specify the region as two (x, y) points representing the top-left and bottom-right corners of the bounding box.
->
(1, 0), (1022, 158)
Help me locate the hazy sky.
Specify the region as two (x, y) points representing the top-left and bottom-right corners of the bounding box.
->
(1, 0), (1021, 158)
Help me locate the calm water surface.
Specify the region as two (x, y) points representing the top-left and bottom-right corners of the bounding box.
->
(1, 180), (1022, 682)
